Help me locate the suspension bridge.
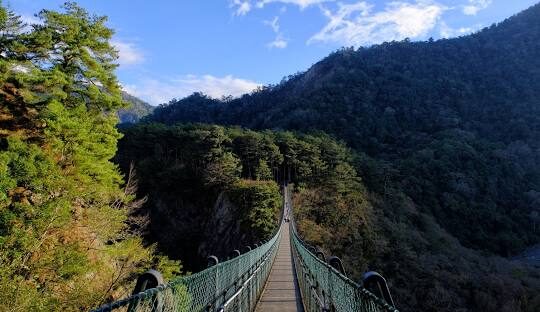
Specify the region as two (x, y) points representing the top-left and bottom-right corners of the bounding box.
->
(91, 187), (398, 312)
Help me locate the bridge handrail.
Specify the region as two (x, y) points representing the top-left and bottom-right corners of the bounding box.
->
(290, 220), (399, 312)
(91, 222), (283, 312)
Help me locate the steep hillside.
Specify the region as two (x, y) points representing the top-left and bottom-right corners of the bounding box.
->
(118, 91), (154, 124)
(141, 4), (540, 311)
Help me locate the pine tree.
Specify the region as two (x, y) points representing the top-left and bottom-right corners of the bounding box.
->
(254, 159), (272, 180)
(0, 2), (178, 311)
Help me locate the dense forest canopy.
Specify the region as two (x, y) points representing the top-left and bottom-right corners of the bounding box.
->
(116, 123), (372, 272)
(139, 3), (540, 312)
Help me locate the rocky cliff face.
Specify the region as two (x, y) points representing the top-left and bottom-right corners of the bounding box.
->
(149, 191), (265, 271)
(149, 195), (208, 271)
(199, 192), (254, 261)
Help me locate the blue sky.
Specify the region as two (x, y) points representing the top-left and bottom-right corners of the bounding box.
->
(6, 0), (539, 105)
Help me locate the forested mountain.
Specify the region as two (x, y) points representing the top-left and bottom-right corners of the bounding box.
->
(141, 3), (540, 312)
(116, 124), (371, 273)
(118, 91), (154, 124)
(147, 3), (540, 256)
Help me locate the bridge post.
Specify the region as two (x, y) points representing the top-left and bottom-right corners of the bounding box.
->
(207, 255), (219, 267)
(362, 271), (396, 308)
(328, 256), (347, 276)
(315, 250), (326, 262)
(231, 249), (241, 258)
(206, 255), (222, 310)
(127, 269), (164, 312)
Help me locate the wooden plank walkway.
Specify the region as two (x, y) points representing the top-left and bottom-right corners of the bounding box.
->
(255, 222), (304, 312)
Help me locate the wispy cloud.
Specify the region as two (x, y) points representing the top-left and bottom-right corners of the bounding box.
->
(264, 16), (288, 48)
(308, 1), (447, 47)
(265, 16), (281, 33)
(230, 0), (333, 14)
(230, 0), (252, 15)
(257, 0), (334, 9)
(123, 75), (261, 105)
(268, 35), (288, 48)
(463, 0), (492, 15)
(439, 21), (482, 38)
(111, 40), (145, 66)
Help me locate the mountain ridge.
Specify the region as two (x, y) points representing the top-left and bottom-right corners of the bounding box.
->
(134, 4), (540, 311)
(118, 91), (154, 124)
(144, 2), (540, 254)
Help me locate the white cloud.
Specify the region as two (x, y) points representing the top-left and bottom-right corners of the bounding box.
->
(111, 40), (145, 66)
(257, 0), (334, 9)
(309, 1), (447, 47)
(463, 0), (492, 15)
(231, 0), (252, 15)
(231, 0), (333, 14)
(439, 21), (481, 38)
(264, 16), (289, 48)
(123, 75), (261, 105)
(268, 35), (288, 48)
(265, 16), (281, 33)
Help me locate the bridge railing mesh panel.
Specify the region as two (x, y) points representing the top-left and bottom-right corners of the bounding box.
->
(92, 224), (282, 312)
(290, 223), (399, 312)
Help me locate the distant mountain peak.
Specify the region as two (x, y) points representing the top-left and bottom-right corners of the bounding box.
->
(118, 91), (154, 124)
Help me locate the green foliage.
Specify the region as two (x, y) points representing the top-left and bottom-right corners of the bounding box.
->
(116, 123), (361, 272)
(203, 151), (241, 187)
(0, 4), (6, 27)
(154, 254), (183, 280)
(145, 4), (540, 255)
(230, 130), (283, 180)
(227, 180), (281, 240)
(139, 4), (540, 311)
(254, 159), (273, 180)
(0, 3), (171, 311)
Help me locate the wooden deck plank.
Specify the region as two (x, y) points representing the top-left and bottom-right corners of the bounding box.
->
(256, 224), (304, 312)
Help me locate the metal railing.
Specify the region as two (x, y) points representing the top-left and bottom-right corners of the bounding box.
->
(91, 183), (398, 312)
(91, 223), (283, 312)
(290, 221), (398, 312)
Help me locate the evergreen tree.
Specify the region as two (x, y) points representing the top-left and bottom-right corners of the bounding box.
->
(0, 3), (177, 311)
(254, 159), (272, 181)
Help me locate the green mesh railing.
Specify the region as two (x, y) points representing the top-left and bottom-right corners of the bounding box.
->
(91, 223), (282, 312)
(290, 222), (399, 312)
(92, 184), (398, 312)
